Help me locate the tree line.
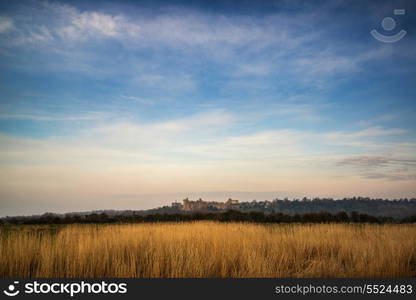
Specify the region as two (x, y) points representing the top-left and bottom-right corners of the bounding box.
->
(2, 210), (416, 225)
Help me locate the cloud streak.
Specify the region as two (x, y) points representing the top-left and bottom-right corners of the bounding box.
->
(0, 112), (107, 122)
(0, 0), (400, 85)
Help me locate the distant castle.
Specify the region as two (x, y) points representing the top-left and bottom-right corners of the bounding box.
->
(172, 198), (240, 212)
(167, 197), (416, 219)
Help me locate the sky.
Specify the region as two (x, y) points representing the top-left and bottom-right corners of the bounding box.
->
(0, 0), (415, 216)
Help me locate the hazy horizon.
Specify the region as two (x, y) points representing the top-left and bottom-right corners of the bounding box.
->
(1, 0), (416, 217)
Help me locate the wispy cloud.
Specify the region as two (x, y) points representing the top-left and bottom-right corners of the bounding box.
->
(0, 0), (399, 84)
(2, 2), (284, 48)
(336, 153), (416, 181)
(337, 155), (416, 169)
(120, 95), (154, 106)
(1, 109), (413, 168)
(363, 173), (416, 181)
(322, 126), (409, 149)
(0, 112), (107, 122)
(357, 114), (398, 127)
(133, 73), (196, 92)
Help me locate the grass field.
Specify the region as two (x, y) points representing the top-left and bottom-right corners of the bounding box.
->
(1, 222), (415, 277)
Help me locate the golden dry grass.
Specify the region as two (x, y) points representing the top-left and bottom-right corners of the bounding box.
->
(1, 222), (415, 278)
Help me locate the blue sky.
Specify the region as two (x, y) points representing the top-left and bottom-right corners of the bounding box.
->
(0, 0), (415, 216)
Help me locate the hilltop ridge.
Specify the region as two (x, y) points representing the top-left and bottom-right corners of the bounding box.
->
(2, 197), (416, 222)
